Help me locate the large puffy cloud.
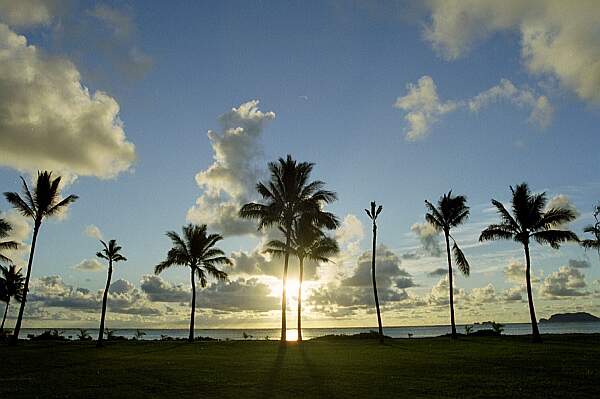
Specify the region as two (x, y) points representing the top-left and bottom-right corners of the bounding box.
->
(540, 266), (588, 298)
(200, 278), (279, 312)
(0, 24), (136, 181)
(423, 0), (600, 104)
(395, 75), (552, 140)
(187, 100), (275, 236)
(309, 246), (415, 313)
(28, 276), (161, 316)
(141, 275), (190, 303)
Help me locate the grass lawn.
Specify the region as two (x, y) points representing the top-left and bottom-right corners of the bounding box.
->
(1, 334), (599, 398)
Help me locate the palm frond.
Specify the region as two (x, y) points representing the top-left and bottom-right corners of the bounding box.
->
(532, 229), (579, 249)
(479, 225), (515, 242)
(452, 242), (470, 276)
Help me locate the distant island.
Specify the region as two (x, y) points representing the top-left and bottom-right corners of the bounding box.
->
(539, 312), (600, 323)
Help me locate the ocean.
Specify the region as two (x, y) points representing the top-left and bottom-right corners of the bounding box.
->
(19, 322), (600, 341)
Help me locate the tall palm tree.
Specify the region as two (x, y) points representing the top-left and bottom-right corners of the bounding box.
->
(95, 239), (127, 347)
(3, 171), (78, 344)
(580, 203), (600, 260)
(479, 183), (578, 343)
(239, 155), (338, 342)
(425, 191), (471, 339)
(155, 224), (230, 342)
(0, 215), (18, 264)
(365, 201), (384, 343)
(0, 265), (25, 331)
(264, 217), (339, 342)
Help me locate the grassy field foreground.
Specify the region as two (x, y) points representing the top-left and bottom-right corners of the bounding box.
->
(1, 335), (599, 398)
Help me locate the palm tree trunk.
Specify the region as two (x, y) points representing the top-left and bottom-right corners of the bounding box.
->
(97, 261), (113, 347)
(189, 267), (196, 342)
(524, 244), (542, 343)
(297, 257), (304, 342)
(371, 221), (383, 344)
(445, 231), (457, 339)
(9, 221), (40, 346)
(1, 298), (9, 331)
(280, 234), (291, 343)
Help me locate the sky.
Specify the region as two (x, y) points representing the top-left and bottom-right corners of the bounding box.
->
(0, 0), (599, 330)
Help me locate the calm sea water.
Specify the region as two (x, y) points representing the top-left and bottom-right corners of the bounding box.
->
(20, 322), (600, 341)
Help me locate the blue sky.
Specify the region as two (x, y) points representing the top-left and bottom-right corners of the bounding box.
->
(0, 0), (598, 328)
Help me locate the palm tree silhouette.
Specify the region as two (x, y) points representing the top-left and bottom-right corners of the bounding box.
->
(479, 183), (578, 343)
(425, 191), (470, 339)
(3, 171), (78, 344)
(239, 155), (338, 342)
(95, 239), (127, 347)
(155, 224), (230, 342)
(365, 201), (384, 343)
(0, 265), (25, 331)
(580, 204), (600, 260)
(0, 214), (18, 265)
(264, 217), (339, 342)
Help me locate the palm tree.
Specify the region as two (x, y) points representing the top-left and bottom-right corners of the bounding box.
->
(239, 155), (338, 342)
(95, 239), (127, 347)
(580, 203), (600, 260)
(155, 224), (230, 342)
(0, 265), (25, 331)
(3, 171), (78, 344)
(0, 214), (18, 264)
(264, 217), (339, 342)
(479, 183), (578, 343)
(365, 201), (384, 343)
(425, 191), (471, 339)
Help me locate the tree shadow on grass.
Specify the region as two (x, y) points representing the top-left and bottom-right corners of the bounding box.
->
(299, 344), (335, 398)
(260, 344), (287, 396)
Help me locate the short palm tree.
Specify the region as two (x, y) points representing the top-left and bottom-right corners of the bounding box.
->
(239, 155), (338, 342)
(264, 217), (339, 342)
(0, 215), (18, 265)
(0, 265), (25, 331)
(580, 204), (600, 260)
(365, 202), (384, 343)
(425, 191), (470, 339)
(155, 224), (230, 342)
(479, 183), (578, 343)
(95, 239), (127, 347)
(3, 171), (78, 344)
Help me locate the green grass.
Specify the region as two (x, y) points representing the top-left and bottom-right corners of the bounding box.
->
(1, 335), (599, 398)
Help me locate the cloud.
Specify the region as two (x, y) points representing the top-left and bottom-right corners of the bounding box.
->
(540, 266), (588, 298)
(545, 194), (580, 228)
(187, 100), (276, 236)
(502, 286), (523, 302)
(84, 225), (103, 240)
(504, 260), (525, 285)
(309, 246), (415, 312)
(86, 4), (153, 80)
(200, 278), (279, 312)
(73, 258), (104, 272)
(0, 24), (136, 182)
(410, 222), (442, 257)
(568, 259), (590, 269)
(422, 0), (600, 104)
(394, 76), (458, 140)
(140, 275), (190, 303)
(468, 79), (553, 128)
(0, 0), (67, 27)
(427, 267), (447, 278)
(395, 76), (553, 140)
